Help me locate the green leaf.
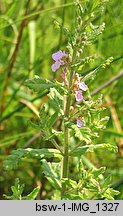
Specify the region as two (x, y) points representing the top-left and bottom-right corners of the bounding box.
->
(23, 186), (40, 200)
(76, 1), (84, 16)
(39, 105), (47, 119)
(70, 144), (118, 157)
(102, 188), (120, 200)
(39, 105), (49, 130)
(52, 129), (64, 143)
(72, 125), (98, 144)
(93, 167), (106, 178)
(61, 178), (77, 189)
(83, 57), (113, 82)
(48, 88), (63, 114)
(63, 193), (84, 200)
(54, 80), (66, 94)
(28, 120), (41, 129)
(3, 148), (62, 170)
(4, 178), (40, 200)
(39, 105), (58, 131)
(41, 159), (61, 190)
(67, 43), (73, 62)
(25, 75), (55, 92)
(3, 178), (24, 200)
(48, 111), (58, 128)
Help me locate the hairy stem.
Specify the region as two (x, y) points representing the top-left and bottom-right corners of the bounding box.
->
(61, 69), (74, 199)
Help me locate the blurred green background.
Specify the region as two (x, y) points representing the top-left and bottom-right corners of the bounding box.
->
(0, 0), (123, 199)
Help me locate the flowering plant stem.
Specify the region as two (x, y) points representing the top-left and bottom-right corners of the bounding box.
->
(61, 69), (74, 199)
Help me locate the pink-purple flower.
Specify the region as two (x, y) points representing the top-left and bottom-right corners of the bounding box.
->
(52, 61), (61, 72)
(74, 73), (88, 102)
(52, 50), (66, 61)
(77, 119), (84, 128)
(51, 50), (66, 72)
(75, 90), (83, 102)
(79, 82), (88, 91)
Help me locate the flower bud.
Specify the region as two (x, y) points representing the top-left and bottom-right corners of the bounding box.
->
(78, 49), (83, 54)
(82, 35), (87, 41)
(76, 37), (81, 44)
(82, 40), (86, 45)
(77, 16), (82, 26)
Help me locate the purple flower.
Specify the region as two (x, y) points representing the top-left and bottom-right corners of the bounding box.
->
(75, 90), (83, 102)
(79, 82), (88, 91)
(51, 50), (66, 72)
(51, 61), (61, 72)
(77, 119), (84, 128)
(52, 50), (66, 61)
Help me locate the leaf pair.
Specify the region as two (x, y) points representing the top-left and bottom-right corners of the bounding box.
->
(4, 178), (40, 200)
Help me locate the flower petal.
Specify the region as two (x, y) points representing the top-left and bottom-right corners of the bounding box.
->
(79, 82), (88, 91)
(75, 90), (83, 102)
(51, 61), (61, 72)
(52, 50), (66, 61)
(77, 119), (84, 128)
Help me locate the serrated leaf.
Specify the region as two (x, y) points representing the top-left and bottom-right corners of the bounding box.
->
(83, 57), (113, 82)
(4, 178), (40, 200)
(70, 144), (118, 157)
(72, 125), (97, 144)
(93, 167), (106, 178)
(102, 188), (120, 200)
(67, 43), (73, 62)
(48, 88), (63, 114)
(76, 2), (84, 16)
(3, 148), (62, 170)
(54, 80), (66, 94)
(62, 178), (77, 189)
(3, 178), (24, 200)
(52, 129), (64, 142)
(39, 106), (49, 130)
(48, 112), (58, 128)
(23, 186), (40, 200)
(63, 193), (84, 200)
(41, 159), (61, 190)
(25, 76), (55, 92)
(39, 105), (47, 119)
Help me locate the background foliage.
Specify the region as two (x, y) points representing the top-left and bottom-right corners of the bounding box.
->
(0, 0), (123, 199)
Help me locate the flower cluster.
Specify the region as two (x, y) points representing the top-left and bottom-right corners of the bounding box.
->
(51, 52), (87, 128)
(51, 50), (67, 72)
(74, 73), (88, 128)
(74, 73), (88, 102)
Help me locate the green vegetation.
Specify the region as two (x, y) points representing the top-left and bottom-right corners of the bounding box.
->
(0, 0), (123, 200)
